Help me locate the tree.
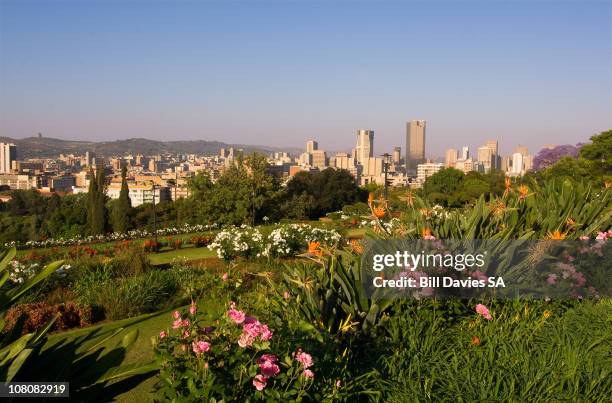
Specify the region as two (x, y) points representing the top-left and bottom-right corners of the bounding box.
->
(283, 168), (366, 219)
(579, 130), (611, 174)
(88, 167), (107, 235)
(111, 166), (132, 233)
(86, 168), (98, 234)
(532, 145), (580, 171)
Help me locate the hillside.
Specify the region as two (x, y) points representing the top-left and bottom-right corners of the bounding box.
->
(0, 136), (302, 159)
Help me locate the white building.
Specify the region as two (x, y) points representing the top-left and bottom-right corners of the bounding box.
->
(0, 143), (17, 173)
(416, 162), (443, 185)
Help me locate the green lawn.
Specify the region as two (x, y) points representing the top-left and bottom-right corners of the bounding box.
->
(148, 246), (216, 265)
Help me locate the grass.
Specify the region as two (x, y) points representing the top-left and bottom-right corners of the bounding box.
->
(148, 246), (216, 265)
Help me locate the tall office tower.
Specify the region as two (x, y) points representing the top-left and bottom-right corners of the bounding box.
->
(477, 146), (494, 172)
(512, 152), (524, 175)
(485, 139), (499, 169)
(461, 146), (470, 160)
(405, 120), (426, 172)
(445, 148), (458, 168)
(0, 143), (17, 173)
(355, 130), (374, 164)
(219, 148), (226, 158)
(392, 147), (401, 165)
(311, 150), (327, 169)
(306, 140), (318, 153)
(514, 145), (529, 156)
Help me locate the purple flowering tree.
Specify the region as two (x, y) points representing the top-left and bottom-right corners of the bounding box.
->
(532, 144), (580, 171)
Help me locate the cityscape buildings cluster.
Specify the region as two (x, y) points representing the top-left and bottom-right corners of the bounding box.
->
(0, 123), (539, 205)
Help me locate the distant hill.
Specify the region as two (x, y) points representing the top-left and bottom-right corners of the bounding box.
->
(0, 136), (302, 159)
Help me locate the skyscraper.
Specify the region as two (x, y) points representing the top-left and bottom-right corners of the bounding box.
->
(477, 146), (494, 172)
(485, 139), (499, 170)
(445, 149), (458, 168)
(405, 120), (426, 173)
(461, 146), (470, 160)
(306, 140), (318, 153)
(0, 143), (17, 173)
(392, 147), (401, 165)
(355, 130), (374, 164)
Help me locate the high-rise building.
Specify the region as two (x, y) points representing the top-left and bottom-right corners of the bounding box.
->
(406, 120), (426, 172)
(445, 149), (458, 168)
(0, 143), (17, 173)
(514, 145), (529, 156)
(477, 146), (494, 172)
(485, 139), (499, 169)
(416, 162), (443, 185)
(392, 147), (401, 165)
(306, 140), (318, 153)
(355, 130), (374, 164)
(511, 153), (524, 175)
(461, 146), (470, 160)
(311, 150), (327, 169)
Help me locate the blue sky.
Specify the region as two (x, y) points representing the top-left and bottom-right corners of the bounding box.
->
(1, 0), (611, 157)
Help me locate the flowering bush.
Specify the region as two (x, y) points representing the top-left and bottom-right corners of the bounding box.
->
(208, 226), (265, 261)
(154, 302), (315, 401)
(3, 301), (93, 335)
(263, 224), (341, 258)
(143, 239), (161, 253)
(8, 223), (219, 250)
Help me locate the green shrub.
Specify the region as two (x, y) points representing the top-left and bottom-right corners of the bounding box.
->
(74, 268), (177, 320)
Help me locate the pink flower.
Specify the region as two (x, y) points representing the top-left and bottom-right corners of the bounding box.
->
(244, 321), (262, 338)
(172, 319), (183, 329)
(596, 231), (607, 240)
(547, 274), (557, 285)
(260, 324), (273, 341)
(253, 374), (268, 391)
(335, 379), (342, 388)
(182, 330), (190, 338)
(227, 309), (246, 324)
(296, 351), (313, 369)
(259, 360), (280, 377)
(243, 316), (258, 324)
(283, 291), (290, 300)
(302, 369), (315, 379)
(475, 304), (492, 321)
(238, 333), (254, 348)
(579, 235), (589, 241)
(256, 354), (278, 365)
(229, 301), (236, 309)
(172, 310), (181, 319)
(192, 340), (211, 355)
(222, 272), (229, 281)
(159, 331), (167, 339)
(189, 303), (197, 316)
(182, 319), (190, 327)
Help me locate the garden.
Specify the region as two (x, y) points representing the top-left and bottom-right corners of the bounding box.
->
(0, 177), (611, 401)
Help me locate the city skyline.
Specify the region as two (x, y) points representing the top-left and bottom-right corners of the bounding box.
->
(1, 1), (611, 156)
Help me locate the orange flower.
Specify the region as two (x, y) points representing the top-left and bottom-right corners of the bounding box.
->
(367, 192), (375, 205)
(471, 336), (481, 346)
(350, 239), (364, 255)
(401, 191), (414, 208)
(490, 200), (507, 217)
(565, 217), (576, 226)
(503, 177), (512, 197)
(422, 228), (432, 238)
(308, 241), (323, 256)
(373, 207), (386, 219)
(518, 184), (530, 200)
(546, 230), (566, 240)
(419, 208), (431, 218)
(543, 310), (552, 319)
(605, 181), (611, 189)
